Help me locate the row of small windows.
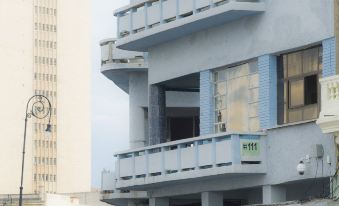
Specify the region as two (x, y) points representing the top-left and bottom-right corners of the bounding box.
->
(34, 90), (57, 98)
(34, 23), (57, 32)
(34, 123), (57, 131)
(35, 39), (57, 49)
(34, 174), (57, 182)
(34, 139), (57, 149)
(34, 73), (57, 82)
(34, 56), (57, 65)
(34, 157), (57, 165)
(35, 6), (57, 16)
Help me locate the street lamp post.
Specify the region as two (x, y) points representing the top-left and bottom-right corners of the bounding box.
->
(19, 95), (52, 206)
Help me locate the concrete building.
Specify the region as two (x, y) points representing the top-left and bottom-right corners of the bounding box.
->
(100, 0), (339, 205)
(0, 0), (91, 199)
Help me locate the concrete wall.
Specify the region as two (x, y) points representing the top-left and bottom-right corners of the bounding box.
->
(148, 0), (334, 84)
(56, 0), (91, 193)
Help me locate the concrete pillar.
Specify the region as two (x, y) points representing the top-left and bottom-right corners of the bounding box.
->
(201, 192), (223, 206)
(129, 72), (147, 148)
(262, 185), (286, 204)
(149, 198), (169, 206)
(149, 84), (166, 145)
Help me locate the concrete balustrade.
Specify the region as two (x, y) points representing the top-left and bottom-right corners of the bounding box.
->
(317, 75), (339, 133)
(114, 0), (265, 50)
(100, 38), (146, 66)
(114, 132), (266, 189)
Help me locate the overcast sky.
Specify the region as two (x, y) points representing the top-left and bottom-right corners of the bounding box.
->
(91, 0), (130, 188)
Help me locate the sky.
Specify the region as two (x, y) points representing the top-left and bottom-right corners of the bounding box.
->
(90, 0), (130, 188)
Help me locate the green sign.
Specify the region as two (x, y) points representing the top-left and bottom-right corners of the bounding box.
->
(241, 141), (260, 156)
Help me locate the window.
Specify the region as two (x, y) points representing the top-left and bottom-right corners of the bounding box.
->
(278, 47), (322, 124)
(213, 61), (260, 133)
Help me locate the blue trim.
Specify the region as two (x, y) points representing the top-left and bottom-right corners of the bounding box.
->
(200, 70), (214, 135)
(258, 55), (277, 129)
(239, 135), (260, 140)
(322, 37), (336, 77)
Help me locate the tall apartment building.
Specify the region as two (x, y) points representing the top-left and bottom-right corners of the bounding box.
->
(100, 0), (339, 205)
(0, 0), (91, 197)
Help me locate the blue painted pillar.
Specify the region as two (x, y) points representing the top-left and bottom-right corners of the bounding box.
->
(258, 55), (277, 129)
(322, 37), (336, 77)
(200, 70), (214, 135)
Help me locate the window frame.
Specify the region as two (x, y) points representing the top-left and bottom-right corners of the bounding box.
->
(278, 46), (322, 124)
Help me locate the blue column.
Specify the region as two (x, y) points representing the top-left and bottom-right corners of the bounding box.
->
(322, 37), (336, 77)
(258, 55), (277, 129)
(200, 70), (214, 135)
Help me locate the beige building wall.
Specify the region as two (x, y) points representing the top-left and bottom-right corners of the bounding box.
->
(0, 0), (91, 195)
(0, 0), (34, 194)
(56, 0), (91, 193)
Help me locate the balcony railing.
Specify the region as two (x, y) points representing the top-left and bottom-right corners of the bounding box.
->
(114, 0), (265, 50)
(317, 75), (339, 133)
(100, 38), (147, 67)
(114, 132), (266, 189)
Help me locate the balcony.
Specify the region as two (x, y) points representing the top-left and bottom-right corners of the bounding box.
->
(100, 38), (148, 92)
(101, 170), (148, 205)
(114, 0), (266, 51)
(114, 132), (266, 190)
(317, 75), (339, 133)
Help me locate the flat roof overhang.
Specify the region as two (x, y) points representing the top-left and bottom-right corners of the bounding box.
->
(116, 2), (266, 51)
(101, 63), (148, 93)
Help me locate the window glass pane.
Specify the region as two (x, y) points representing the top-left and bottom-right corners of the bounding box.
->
(215, 123), (226, 133)
(283, 55), (288, 78)
(215, 82), (226, 96)
(249, 117), (260, 131)
(287, 51), (302, 77)
(215, 95), (227, 110)
(213, 61), (257, 133)
(303, 105), (318, 120)
(249, 61), (258, 74)
(249, 73), (259, 88)
(288, 109), (303, 123)
(249, 88), (259, 103)
(249, 103), (259, 118)
(215, 109), (227, 123)
(304, 75), (318, 105)
(289, 79), (304, 108)
(227, 64), (249, 80)
(303, 48), (319, 74)
(215, 70), (226, 82)
(228, 76), (248, 132)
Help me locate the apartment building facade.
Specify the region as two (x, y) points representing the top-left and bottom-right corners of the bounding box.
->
(100, 0), (339, 205)
(0, 0), (91, 199)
